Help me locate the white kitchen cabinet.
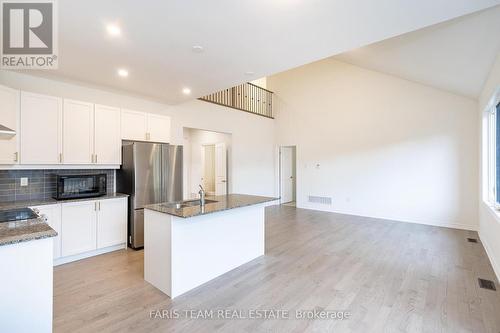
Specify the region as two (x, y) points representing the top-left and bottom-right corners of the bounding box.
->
(59, 198), (127, 261)
(121, 109), (148, 141)
(63, 99), (94, 164)
(121, 109), (171, 143)
(96, 197), (127, 248)
(147, 113), (171, 143)
(94, 104), (121, 164)
(0, 85), (20, 164)
(32, 204), (62, 259)
(61, 201), (97, 257)
(20, 92), (63, 164)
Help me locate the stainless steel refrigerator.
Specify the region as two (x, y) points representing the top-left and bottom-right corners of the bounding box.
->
(117, 141), (183, 249)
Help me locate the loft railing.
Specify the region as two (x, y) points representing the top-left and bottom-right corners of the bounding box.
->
(199, 82), (273, 119)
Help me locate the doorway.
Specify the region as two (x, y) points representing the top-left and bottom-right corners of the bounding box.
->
(183, 128), (231, 199)
(280, 146), (296, 205)
(201, 142), (227, 196)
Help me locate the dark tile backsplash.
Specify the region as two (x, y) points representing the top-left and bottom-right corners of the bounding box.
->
(0, 169), (115, 203)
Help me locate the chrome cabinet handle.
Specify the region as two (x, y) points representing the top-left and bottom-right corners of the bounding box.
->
(14, 152), (18, 162)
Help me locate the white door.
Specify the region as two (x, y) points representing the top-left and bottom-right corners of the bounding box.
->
(94, 104), (121, 164)
(63, 99), (94, 164)
(215, 143), (227, 195)
(281, 147), (295, 203)
(201, 145), (216, 193)
(0, 85), (20, 164)
(32, 204), (62, 259)
(20, 92), (62, 164)
(147, 114), (171, 143)
(121, 109), (147, 141)
(61, 201), (97, 257)
(96, 198), (127, 248)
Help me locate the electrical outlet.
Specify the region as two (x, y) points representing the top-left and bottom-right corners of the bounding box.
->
(20, 177), (28, 187)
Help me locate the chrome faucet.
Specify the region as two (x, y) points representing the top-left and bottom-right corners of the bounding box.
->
(198, 185), (206, 206)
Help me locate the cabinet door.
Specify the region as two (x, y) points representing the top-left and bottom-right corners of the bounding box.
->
(63, 99), (94, 164)
(97, 198), (127, 248)
(0, 85), (20, 164)
(121, 109), (147, 141)
(32, 204), (62, 259)
(147, 114), (171, 143)
(61, 201), (97, 257)
(20, 92), (63, 164)
(94, 104), (121, 164)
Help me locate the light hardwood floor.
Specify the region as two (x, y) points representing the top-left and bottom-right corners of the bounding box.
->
(54, 205), (500, 333)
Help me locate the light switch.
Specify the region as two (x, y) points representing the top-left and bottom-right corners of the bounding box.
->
(20, 177), (28, 187)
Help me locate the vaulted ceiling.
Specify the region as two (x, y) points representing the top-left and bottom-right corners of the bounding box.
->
(335, 5), (500, 98)
(22, 0), (500, 103)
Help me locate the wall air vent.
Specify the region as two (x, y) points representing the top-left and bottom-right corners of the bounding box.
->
(467, 238), (478, 243)
(308, 196), (332, 205)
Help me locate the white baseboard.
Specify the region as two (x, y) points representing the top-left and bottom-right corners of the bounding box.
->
(296, 204), (478, 231)
(478, 230), (500, 282)
(53, 244), (126, 266)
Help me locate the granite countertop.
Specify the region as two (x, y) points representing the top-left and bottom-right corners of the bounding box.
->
(0, 193), (128, 246)
(0, 193), (129, 211)
(145, 194), (278, 218)
(0, 216), (57, 247)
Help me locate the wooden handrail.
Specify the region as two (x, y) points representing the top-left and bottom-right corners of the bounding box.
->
(199, 82), (274, 119)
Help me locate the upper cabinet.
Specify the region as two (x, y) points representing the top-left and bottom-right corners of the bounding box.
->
(20, 92), (63, 164)
(2, 85), (174, 167)
(94, 104), (121, 165)
(0, 85), (20, 165)
(147, 113), (171, 143)
(63, 99), (95, 164)
(121, 109), (148, 141)
(20, 95), (121, 166)
(122, 109), (171, 143)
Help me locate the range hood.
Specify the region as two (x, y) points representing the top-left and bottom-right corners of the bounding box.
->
(0, 124), (16, 139)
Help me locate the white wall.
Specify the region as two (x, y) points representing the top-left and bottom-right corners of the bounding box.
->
(250, 78), (267, 89)
(478, 54), (500, 280)
(183, 128), (232, 198)
(0, 71), (276, 197)
(268, 59), (479, 230)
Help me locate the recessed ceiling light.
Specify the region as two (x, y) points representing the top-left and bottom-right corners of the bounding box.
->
(192, 45), (204, 53)
(245, 71), (255, 76)
(106, 24), (121, 36)
(117, 69), (129, 77)
(182, 88), (191, 95)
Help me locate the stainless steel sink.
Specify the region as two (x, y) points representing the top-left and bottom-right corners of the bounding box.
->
(161, 199), (218, 209)
(0, 208), (39, 223)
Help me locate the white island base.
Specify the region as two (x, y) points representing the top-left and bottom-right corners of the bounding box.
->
(144, 204), (265, 298)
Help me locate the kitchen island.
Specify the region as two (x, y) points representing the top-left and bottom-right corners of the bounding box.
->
(0, 208), (57, 333)
(144, 194), (277, 298)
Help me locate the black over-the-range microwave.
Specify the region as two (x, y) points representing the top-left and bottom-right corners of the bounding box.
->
(55, 174), (107, 200)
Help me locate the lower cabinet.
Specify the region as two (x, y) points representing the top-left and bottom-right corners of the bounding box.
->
(61, 201), (97, 257)
(31, 204), (62, 260)
(34, 197), (127, 265)
(97, 198), (128, 248)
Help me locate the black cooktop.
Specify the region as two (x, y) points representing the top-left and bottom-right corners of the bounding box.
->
(0, 208), (38, 223)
